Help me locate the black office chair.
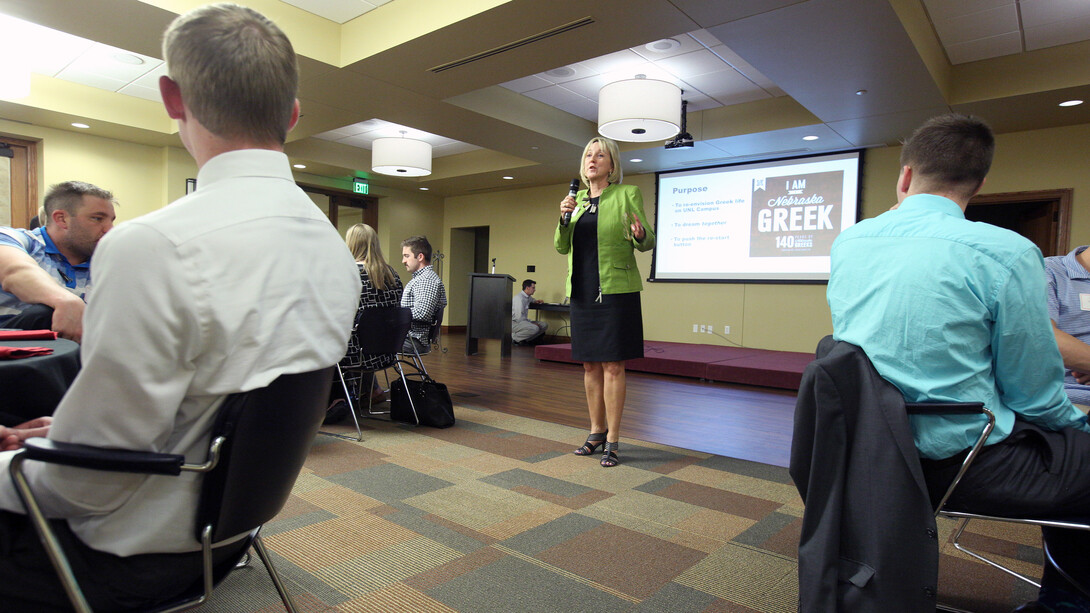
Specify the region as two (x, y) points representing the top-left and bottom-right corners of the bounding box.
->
(400, 306), (444, 378)
(332, 305), (419, 433)
(8, 366), (333, 613)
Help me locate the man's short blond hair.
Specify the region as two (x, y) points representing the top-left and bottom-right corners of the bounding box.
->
(162, 3), (298, 145)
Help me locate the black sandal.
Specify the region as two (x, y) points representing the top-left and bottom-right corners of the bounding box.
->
(574, 431), (607, 456)
(601, 441), (619, 467)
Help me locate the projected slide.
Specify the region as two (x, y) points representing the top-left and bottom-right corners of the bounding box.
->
(652, 151), (861, 282)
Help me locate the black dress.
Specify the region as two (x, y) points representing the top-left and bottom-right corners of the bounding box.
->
(569, 196), (644, 362)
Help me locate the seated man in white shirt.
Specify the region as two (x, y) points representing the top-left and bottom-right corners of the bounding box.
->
(512, 278), (547, 345)
(0, 5), (361, 611)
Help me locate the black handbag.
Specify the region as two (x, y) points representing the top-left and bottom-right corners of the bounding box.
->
(390, 374), (455, 428)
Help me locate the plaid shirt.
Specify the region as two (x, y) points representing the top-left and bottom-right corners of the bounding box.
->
(401, 264), (446, 344)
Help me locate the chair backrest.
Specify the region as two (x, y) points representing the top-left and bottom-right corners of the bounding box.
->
(427, 306), (445, 345)
(196, 366), (333, 542)
(355, 306), (413, 356)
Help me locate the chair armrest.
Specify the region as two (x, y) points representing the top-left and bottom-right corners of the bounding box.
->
(22, 438), (185, 476)
(906, 402), (986, 415)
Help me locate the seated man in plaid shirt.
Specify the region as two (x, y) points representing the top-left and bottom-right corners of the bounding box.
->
(400, 235), (447, 354)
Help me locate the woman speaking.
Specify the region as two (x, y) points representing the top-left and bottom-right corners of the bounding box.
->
(555, 136), (655, 467)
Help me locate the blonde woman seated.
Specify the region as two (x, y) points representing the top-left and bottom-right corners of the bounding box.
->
(328, 224), (404, 421)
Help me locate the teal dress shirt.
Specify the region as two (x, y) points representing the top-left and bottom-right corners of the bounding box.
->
(828, 193), (1088, 459)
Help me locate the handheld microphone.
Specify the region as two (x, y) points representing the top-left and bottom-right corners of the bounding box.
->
(560, 178), (580, 226)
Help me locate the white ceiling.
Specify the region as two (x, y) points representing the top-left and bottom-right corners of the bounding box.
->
(281, 0), (391, 24)
(2, 0), (1089, 197)
(924, 0), (1090, 64)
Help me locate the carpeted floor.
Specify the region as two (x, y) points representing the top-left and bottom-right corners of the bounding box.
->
(200, 405), (1041, 612)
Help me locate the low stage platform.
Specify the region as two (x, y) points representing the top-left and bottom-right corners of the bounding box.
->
(534, 341), (813, 390)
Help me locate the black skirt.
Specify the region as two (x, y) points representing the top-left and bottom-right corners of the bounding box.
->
(569, 202), (644, 362)
(570, 291), (644, 362)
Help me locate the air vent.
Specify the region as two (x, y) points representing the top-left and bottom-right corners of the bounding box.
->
(429, 17), (595, 73)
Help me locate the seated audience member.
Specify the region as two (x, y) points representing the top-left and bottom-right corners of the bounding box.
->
(512, 278), (547, 344)
(828, 114), (1090, 612)
(331, 223), (404, 418)
(1046, 245), (1090, 412)
(400, 235), (447, 354)
(0, 5), (361, 611)
(0, 181), (117, 341)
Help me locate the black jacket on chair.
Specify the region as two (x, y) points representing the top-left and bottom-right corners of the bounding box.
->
(790, 336), (939, 612)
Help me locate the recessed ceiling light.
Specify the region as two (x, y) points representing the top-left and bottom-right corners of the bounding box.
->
(544, 67), (576, 78)
(803, 135), (819, 141)
(502, 176), (514, 180)
(419, 187), (429, 191)
(629, 158), (643, 163)
(112, 52), (145, 65)
(71, 123), (90, 129)
(645, 38), (681, 53)
(855, 89), (867, 96)
(1059, 99), (1084, 107)
(292, 163), (306, 169)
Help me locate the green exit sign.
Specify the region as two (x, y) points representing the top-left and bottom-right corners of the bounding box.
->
(352, 178), (369, 195)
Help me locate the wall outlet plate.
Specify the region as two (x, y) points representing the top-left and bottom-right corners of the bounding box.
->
(724, 325), (731, 335)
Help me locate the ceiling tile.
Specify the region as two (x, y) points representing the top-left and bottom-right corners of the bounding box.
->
(58, 71), (129, 91)
(656, 49), (734, 79)
(521, 85), (587, 107)
(280, 0), (376, 24)
(554, 98), (599, 121)
(557, 74), (611, 100)
(577, 49), (645, 74)
(930, 3), (1018, 45)
(499, 74), (552, 94)
(117, 82), (161, 102)
(1024, 16), (1090, 51)
(1019, 0), (1090, 28)
(684, 69), (763, 101)
(536, 62), (596, 85)
(705, 45), (778, 91)
(922, 0), (1012, 21)
(630, 35), (704, 61)
(946, 31), (1022, 64)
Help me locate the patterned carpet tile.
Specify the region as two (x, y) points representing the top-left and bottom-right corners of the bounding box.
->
(536, 522), (707, 599)
(228, 407), (1046, 613)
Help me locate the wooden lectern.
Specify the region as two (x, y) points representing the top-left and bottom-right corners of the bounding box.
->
(466, 273), (515, 356)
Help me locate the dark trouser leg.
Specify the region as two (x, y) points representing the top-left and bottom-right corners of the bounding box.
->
(4, 304), (54, 331)
(921, 421), (1090, 595)
(0, 511), (214, 612)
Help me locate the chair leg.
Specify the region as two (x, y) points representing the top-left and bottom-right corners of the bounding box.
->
(319, 365), (363, 442)
(10, 454), (95, 613)
(393, 362), (420, 425)
(252, 535), (299, 613)
(950, 517), (1042, 588)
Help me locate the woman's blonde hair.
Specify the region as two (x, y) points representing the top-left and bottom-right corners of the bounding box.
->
(578, 136), (623, 186)
(345, 223), (397, 291)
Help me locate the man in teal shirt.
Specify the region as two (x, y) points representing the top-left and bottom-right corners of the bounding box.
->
(828, 114), (1090, 612)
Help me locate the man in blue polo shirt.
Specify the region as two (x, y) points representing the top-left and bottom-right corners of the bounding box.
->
(0, 181), (116, 342)
(829, 114), (1090, 612)
(1046, 245), (1090, 411)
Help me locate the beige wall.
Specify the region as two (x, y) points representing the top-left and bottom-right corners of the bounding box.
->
(1, 119), (195, 222)
(8, 117), (1088, 349)
(444, 122), (1090, 352)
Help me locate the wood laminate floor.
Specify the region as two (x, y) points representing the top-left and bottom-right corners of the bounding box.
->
(409, 332), (799, 467)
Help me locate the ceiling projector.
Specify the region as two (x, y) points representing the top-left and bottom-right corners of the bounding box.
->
(665, 132), (694, 149)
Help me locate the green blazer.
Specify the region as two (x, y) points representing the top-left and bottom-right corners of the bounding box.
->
(554, 183), (655, 298)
